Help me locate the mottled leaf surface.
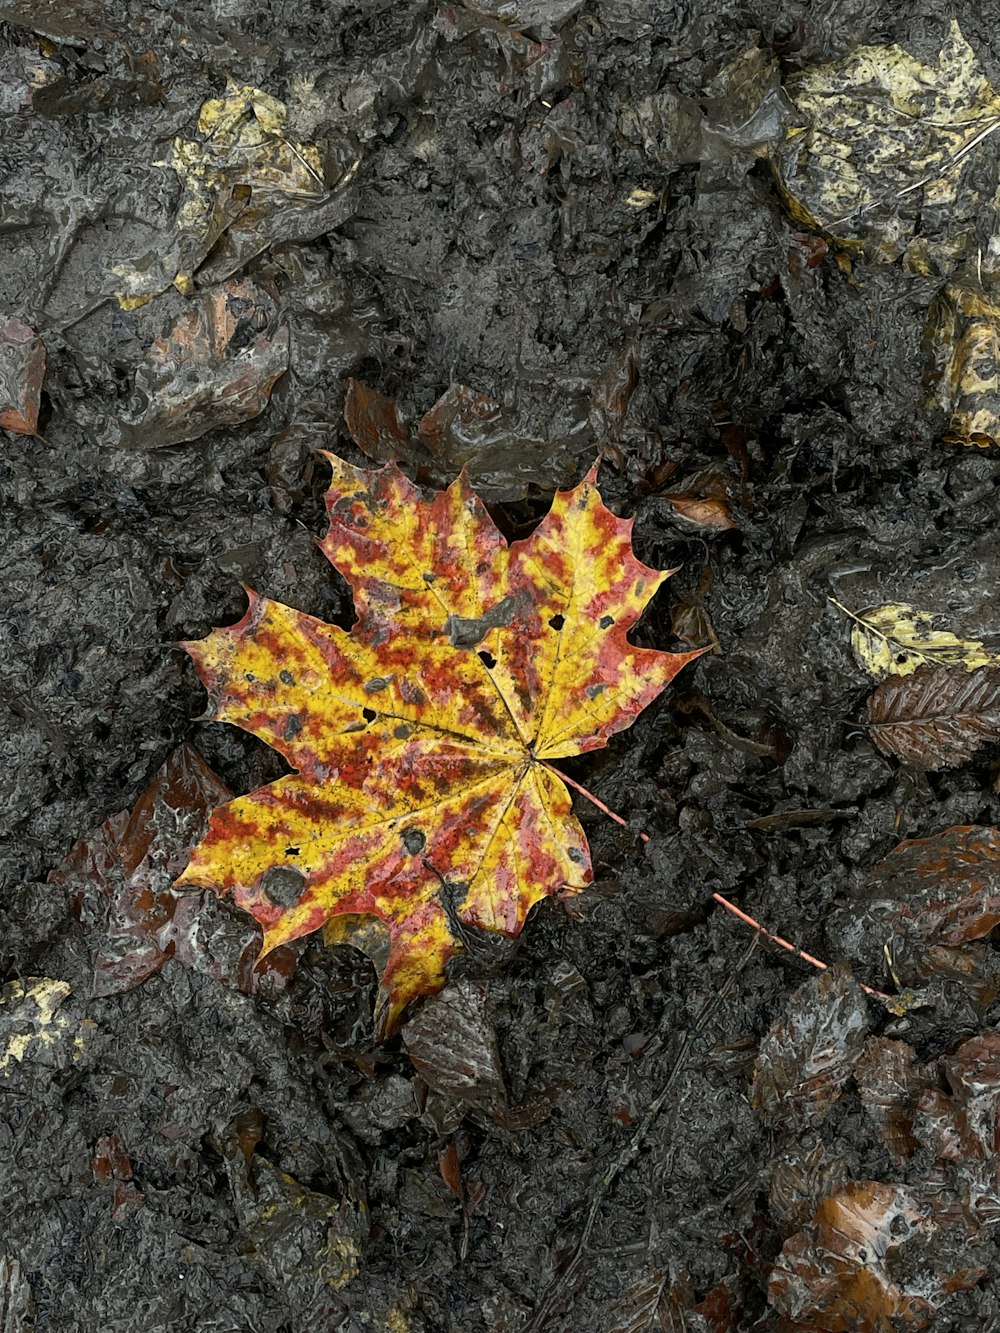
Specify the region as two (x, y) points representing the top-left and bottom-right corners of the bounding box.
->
(177, 455), (701, 1033)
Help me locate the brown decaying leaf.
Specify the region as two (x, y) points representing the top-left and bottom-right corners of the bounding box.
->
(769, 1181), (985, 1332)
(401, 981), (508, 1117)
(0, 314), (45, 435)
(50, 743), (296, 997)
(752, 967), (868, 1130)
(116, 278), (289, 449)
(769, 1139), (852, 1234)
(342, 378), (411, 464)
(663, 491), (739, 530)
(865, 664), (1000, 769)
(853, 1037), (928, 1163)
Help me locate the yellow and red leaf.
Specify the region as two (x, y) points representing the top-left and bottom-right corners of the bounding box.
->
(176, 455), (702, 1034)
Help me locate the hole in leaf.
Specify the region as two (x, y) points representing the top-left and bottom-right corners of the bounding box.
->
(599, 614), (614, 629)
(260, 865), (306, 907)
(402, 828), (426, 855)
(362, 707), (377, 723)
(548, 614), (565, 631)
(285, 845), (300, 856)
(478, 650), (497, 669)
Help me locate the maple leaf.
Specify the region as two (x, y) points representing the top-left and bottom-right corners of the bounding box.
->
(176, 455), (702, 1034)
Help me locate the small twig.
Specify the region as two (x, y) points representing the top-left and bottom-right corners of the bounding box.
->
(523, 942), (755, 1332)
(544, 761), (891, 1002)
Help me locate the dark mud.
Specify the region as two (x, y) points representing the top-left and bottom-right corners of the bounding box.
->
(4, 2), (1000, 1330)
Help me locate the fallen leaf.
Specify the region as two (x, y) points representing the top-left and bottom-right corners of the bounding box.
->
(769, 1138), (852, 1234)
(865, 665), (1000, 768)
(915, 1030), (1000, 1223)
(113, 80), (357, 306)
(0, 313), (44, 434)
(752, 967), (869, 1129)
(0, 1254), (32, 1330)
(835, 598), (999, 678)
(769, 1181), (986, 1332)
(402, 981), (507, 1116)
(663, 491), (738, 531)
(772, 21), (1000, 272)
(924, 277), (1000, 447)
(417, 382), (503, 455)
(853, 1037), (928, 1163)
(829, 825), (1000, 1006)
(114, 278), (289, 449)
(50, 743), (297, 997)
(343, 378), (412, 465)
(176, 455), (703, 1034)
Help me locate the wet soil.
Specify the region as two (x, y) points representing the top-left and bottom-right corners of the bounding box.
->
(4, 2), (1000, 1330)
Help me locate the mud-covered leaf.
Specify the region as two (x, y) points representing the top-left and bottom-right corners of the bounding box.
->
(769, 1138), (852, 1234)
(865, 664), (1000, 768)
(915, 1030), (1000, 1223)
(0, 314), (44, 435)
(113, 278), (288, 449)
(773, 21), (1000, 273)
(50, 743), (297, 997)
(177, 455), (703, 1035)
(113, 80), (357, 306)
(836, 599), (998, 679)
(752, 967), (868, 1129)
(830, 825), (1000, 1004)
(925, 276), (1000, 447)
(221, 1121), (369, 1310)
(854, 1038), (928, 1163)
(769, 1180), (986, 1332)
(0, 978), (91, 1075)
(402, 981), (507, 1116)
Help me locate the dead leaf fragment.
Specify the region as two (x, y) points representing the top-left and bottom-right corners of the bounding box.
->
(836, 598), (998, 678)
(343, 378), (412, 465)
(752, 967), (868, 1129)
(50, 743), (297, 997)
(865, 664), (1000, 768)
(113, 80), (356, 306)
(115, 278), (288, 449)
(773, 21), (1000, 272)
(176, 455), (704, 1034)
(854, 1037), (928, 1162)
(769, 1181), (985, 1332)
(925, 277), (1000, 446)
(663, 491), (738, 531)
(0, 313), (44, 434)
(402, 981), (508, 1116)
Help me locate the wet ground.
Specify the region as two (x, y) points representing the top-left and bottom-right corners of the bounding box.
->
(4, 1), (1000, 1330)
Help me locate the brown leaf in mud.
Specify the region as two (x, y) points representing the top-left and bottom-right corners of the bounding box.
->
(417, 382), (502, 454)
(116, 278), (289, 449)
(853, 1038), (928, 1163)
(50, 744), (296, 997)
(0, 313), (44, 435)
(752, 967), (868, 1129)
(769, 1138), (852, 1234)
(865, 665), (1000, 769)
(343, 378), (412, 464)
(663, 491), (738, 531)
(402, 981), (507, 1117)
(832, 825), (1000, 1005)
(769, 1181), (986, 1332)
(915, 1030), (1000, 1224)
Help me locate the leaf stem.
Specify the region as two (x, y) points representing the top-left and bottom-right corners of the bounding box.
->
(543, 761), (891, 1001)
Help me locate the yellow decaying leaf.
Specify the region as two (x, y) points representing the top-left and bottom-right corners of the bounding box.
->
(924, 277), (1000, 447)
(831, 598), (999, 678)
(772, 21), (1000, 272)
